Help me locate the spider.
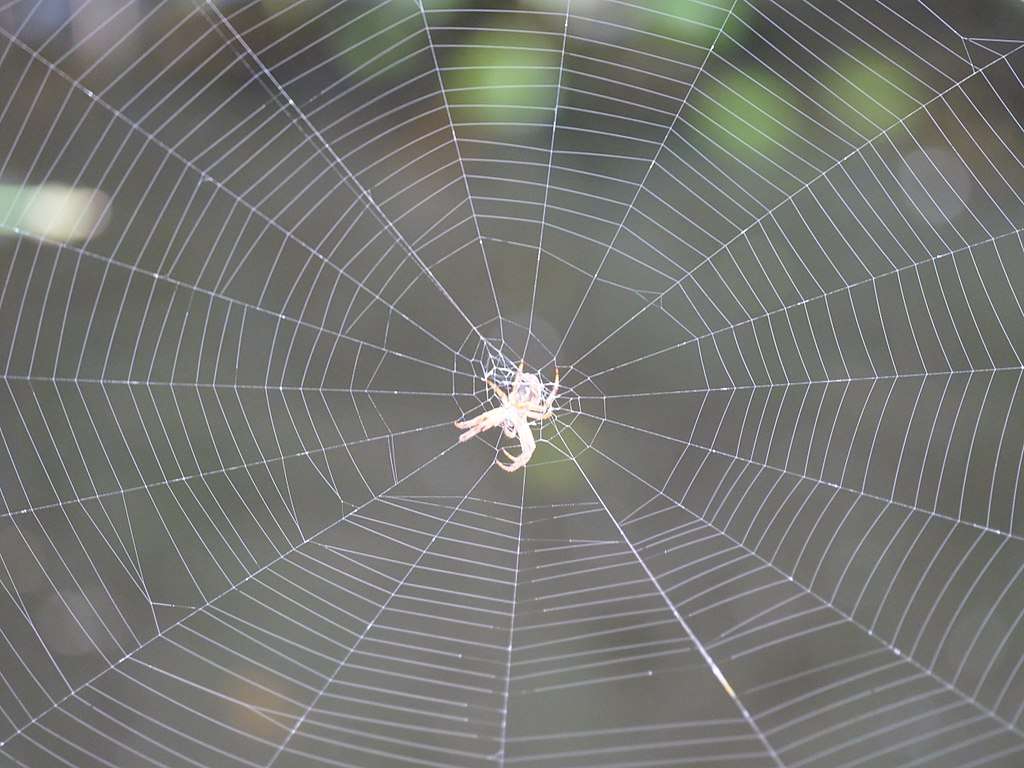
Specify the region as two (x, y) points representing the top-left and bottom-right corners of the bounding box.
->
(454, 362), (559, 472)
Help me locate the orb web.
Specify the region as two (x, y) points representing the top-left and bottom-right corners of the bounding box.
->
(1, 1), (1024, 767)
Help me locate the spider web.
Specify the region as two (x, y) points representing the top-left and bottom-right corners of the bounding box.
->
(1, 0), (1024, 766)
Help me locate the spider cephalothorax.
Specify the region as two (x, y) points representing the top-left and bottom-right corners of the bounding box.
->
(454, 362), (559, 472)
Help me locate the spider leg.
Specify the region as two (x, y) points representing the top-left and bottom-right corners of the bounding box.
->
(495, 423), (536, 472)
(542, 368), (559, 410)
(456, 423), (490, 443)
(486, 377), (509, 404)
(454, 409), (503, 443)
(527, 408), (556, 421)
(510, 360), (524, 394)
(521, 398), (556, 421)
(496, 448), (529, 472)
(454, 411), (487, 429)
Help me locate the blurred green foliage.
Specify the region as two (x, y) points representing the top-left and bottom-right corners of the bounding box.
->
(818, 51), (922, 136)
(445, 28), (559, 125)
(325, 2), (422, 83)
(643, 0), (753, 52)
(698, 69), (800, 161)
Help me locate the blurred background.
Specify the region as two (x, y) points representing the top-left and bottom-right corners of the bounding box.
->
(2, 1), (1024, 766)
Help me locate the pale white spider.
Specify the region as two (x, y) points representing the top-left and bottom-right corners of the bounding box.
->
(454, 362), (559, 472)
